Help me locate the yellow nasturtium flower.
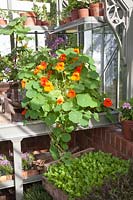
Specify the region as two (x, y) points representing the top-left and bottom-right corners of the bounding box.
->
(71, 72), (80, 81)
(55, 62), (65, 71)
(44, 81), (54, 92)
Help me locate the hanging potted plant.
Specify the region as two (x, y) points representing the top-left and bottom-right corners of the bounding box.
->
(18, 47), (118, 161)
(119, 99), (133, 141)
(89, 0), (105, 16)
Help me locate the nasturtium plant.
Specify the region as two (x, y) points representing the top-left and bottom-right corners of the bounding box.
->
(18, 47), (113, 160)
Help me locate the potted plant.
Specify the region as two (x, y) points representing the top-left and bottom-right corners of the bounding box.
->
(89, 0), (105, 16)
(0, 17), (32, 121)
(0, 9), (9, 25)
(22, 152), (39, 179)
(18, 47), (117, 161)
(119, 99), (133, 141)
(67, 0), (90, 20)
(0, 154), (13, 182)
(32, 3), (49, 26)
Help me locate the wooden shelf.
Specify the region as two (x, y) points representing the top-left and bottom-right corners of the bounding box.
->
(0, 174), (42, 189)
(51, 16), (106, 34)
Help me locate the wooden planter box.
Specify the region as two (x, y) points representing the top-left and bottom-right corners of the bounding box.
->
(0, 175), (13, 183)
(43, 177), (68, 200)
(22, 169), (39, 179)
(42, 148), (95, 200)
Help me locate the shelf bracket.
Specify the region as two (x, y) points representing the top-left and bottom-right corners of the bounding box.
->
(104, 0), (130, 64)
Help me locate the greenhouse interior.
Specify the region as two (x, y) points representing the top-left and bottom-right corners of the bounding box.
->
(0, 0), (133, 199)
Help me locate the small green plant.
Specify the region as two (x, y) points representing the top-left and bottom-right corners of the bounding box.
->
(0, 154), (13, 175)
(44, 151), (129, 199)
(119, 98), (133, 121)
(0, 17), (31, 81)
(32, 3), (48, 21)
(0, 8), (9, 19)
(24, 184), (52, 200)
(22, 152), (35, 170)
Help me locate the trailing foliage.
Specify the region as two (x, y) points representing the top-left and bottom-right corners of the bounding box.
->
(24, 184), (52, 200)
(44, 151), (129, 200)
(18, 47), (113, 161)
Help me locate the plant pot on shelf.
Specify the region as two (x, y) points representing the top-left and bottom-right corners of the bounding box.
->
(78, 8), (89, 18)
(121, 120), (133, 141)
(20, 12), (36, 26)
(71, 9), (79, 21)
(22, 169), (39, 179)
(41, 20), (49, 26)
(0, 18), (7, 25)
(89, 2), (104, 16)
(36, 19), (42, 26)
(0, 175), (13, 182)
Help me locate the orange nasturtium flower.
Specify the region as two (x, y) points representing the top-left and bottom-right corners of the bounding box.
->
(74, 48), (79, 54)
(44, 81), (54, 92)
(103, 98), (113, 107)
(57, 97), (64, 105)
(21, 80), (26, 88)
(71, 72), (80, 81)
(55, 62), (65, 71)
(40, 77), (48, 87)
(59, 54), (67, 62)
(67, 89), (76, 98)
(34, 68), (40, 75)
(75, 65), (83, 73)
(21, 109), (27, 116)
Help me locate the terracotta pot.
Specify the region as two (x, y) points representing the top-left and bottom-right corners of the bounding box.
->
(0, 18), (7, 25)
(121, 120), (133, 141)
(89, 2), (104, 16)
(36, 19), (42, 26)
(22, 169), (39, 179)
(20, 12), (36, 26)
(78, 8), (89, 18)
(71, 9), (79, 21)
(41, 20), (49, 26)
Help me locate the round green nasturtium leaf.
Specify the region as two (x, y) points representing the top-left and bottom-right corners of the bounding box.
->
(61, 133), (71, 143)
(69, 110), (82, 123)
(77, 94), (98, 108)
(79, 118), (89, 127)
(26, 89), (37, 99)
(60, 142), (69, 150)
(66, 125), (75, 133)
(62, 101), (73, 111)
